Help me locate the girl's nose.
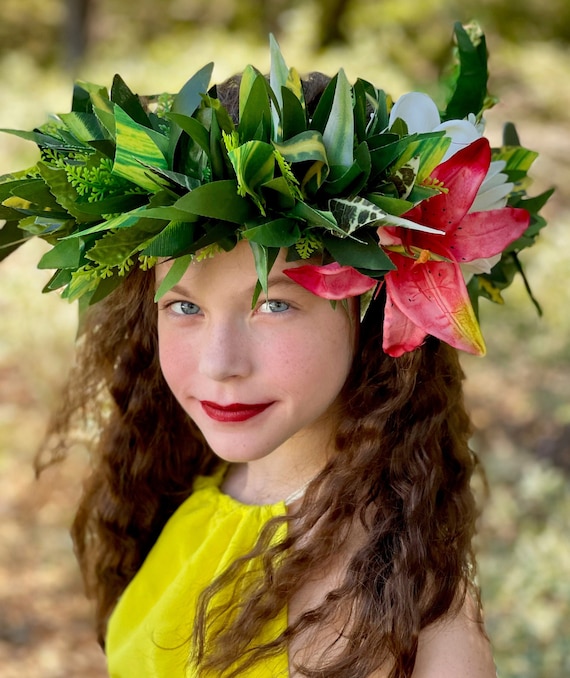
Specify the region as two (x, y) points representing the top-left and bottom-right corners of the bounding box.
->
(198, 319), (252, 381)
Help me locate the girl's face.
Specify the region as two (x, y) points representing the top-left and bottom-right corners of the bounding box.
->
(156, 241), (355, 473)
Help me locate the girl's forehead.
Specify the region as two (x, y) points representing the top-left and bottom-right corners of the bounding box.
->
(155, 242), (300, 292)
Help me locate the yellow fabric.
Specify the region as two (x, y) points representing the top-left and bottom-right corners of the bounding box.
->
(106, 470), (289, 677)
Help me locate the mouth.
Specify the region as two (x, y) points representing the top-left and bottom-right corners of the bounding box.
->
(200, 401), (274, 423)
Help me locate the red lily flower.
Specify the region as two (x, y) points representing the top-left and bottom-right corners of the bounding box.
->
(377, 137), (530, 357)
(283, 262), (377, 300)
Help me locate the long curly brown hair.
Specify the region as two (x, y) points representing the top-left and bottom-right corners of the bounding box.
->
(43, 263), (482, 678)
(41, 74), (484, 678)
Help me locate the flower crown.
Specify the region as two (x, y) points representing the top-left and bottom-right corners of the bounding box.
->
(0, 23), (552, 356)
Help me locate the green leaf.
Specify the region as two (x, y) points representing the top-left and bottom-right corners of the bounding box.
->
(43, 267), (73, 292)
(495, 146), (539, 178)
(36, 163), (97, 222)
(143, 220), (196, 257)
(391, 133), (449, 183)
(174, 63), (214, 117)
(154, 254), (193, 301)
(242, 218), (301, 247)
(310, 74), (338, 134)
(228, 140), (275, 212)
(58, 112), (107, 142)
(365, 194), (414, 216)
(289, 202), (346, 237)
(249, 241), (280, 297)
(111, 74), (151, 127)
(322, 69), (354, 168)
(323, 231), (394, 272)
(63, 208), (145, 238)
(322, 141), (371, 195)
(260, 176), (296, 210)
(169, 62), (214, 157)
(73, 193), (148, 217)
(280, 86), (307, 140)
(38, 237), (84, 269)
(444, 23), (488, 121)
(273, 130), (328, 165)
(0, 221), (28, 261)
(239, 70), (272, 143)
(174, 180), (256, 223)
(112, 105), (168, 192)
(85, 220), (164, 266)
(269, 33), (290, 140)
(168, 113), (210, 155)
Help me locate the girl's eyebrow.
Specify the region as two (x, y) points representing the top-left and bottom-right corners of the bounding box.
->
(155, 276), (301, 297)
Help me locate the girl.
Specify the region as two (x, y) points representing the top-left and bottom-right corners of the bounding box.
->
(0, 24), (551, 678)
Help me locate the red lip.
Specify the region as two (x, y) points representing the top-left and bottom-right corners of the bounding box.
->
(200, 401), (273, 422)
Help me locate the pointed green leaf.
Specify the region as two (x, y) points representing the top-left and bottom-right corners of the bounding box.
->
(111, 74), (151, 127)
(444, 23), (488, 120)
(323, 231), (394, 272)
(0, 221), (28, 261)
(38, 237), (84, 269)
(322, 69), (354, 168)
(168, 113), (210, 155)
(143, 220), (196, 257)
(59, 112), (107, 142)
(281, 86), (307, 140)
(269, 33), (290, 140)
(242, 218), (301, 247)
(249, 241), (280, 296)
(174, 180), (256, 223)
(239, 71), (271, 143)
(169, 62), (214, 157)
(228, 140), (275, 212)
(154, 254), (193, 301)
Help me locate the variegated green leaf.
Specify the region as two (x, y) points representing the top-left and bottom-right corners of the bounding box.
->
(331, 196), (444, 235)
(59, 112), (106, 142)
(228, 141), (275, 213)
(273, 130), (328, 165)
(113, 105), (168, 192)
(390, 156), (419, 200)
(392, 134), (449, 183)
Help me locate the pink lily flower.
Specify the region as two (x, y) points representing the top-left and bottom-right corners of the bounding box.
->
(283, 261), (377, 300)
(377, 137), (530, 357)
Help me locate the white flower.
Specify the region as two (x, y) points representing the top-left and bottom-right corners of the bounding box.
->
(389, 92), (514, 283)
(389, 92), (480, 161)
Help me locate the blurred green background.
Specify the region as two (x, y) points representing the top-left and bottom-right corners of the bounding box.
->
(0, 1), (568, 676)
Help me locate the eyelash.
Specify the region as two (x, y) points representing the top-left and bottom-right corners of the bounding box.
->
(167, 300), (200, 316)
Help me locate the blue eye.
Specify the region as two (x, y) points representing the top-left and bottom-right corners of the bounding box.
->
(170, 301), (200, 315)
(258, 300), (290, 314)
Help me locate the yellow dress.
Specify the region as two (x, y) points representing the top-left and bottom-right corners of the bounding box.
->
(106, 471), (289, 677)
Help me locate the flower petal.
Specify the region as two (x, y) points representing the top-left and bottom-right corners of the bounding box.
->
(403, 138), (491, 237)
(388, 92), (441, 133)
(383, 299), (428, 356)
(447, 207), (530, 263)
(434, 119), (480, 161)
(385, 253), (486, 355)
(284, 262), (377, 300)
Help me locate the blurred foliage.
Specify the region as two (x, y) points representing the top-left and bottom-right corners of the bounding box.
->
(0, 2), (569, 677)
(1, 0), (570, 71)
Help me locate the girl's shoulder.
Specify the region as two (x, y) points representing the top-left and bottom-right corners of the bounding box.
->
(408, 596), (496, 678)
